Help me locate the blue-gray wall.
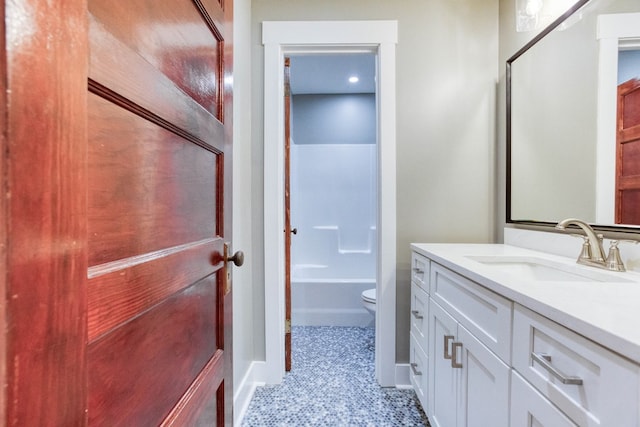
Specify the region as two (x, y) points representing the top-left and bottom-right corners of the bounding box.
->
(619, 50), (640, 84)
(292, 94), (376, 145)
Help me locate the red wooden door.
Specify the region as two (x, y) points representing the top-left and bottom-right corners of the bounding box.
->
(616, 78), (640, 224)
(2, 0), (234, 425)
(284, 57), (293, 372)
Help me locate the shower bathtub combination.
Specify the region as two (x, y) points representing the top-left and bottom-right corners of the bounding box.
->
(290, 143), (377, 327)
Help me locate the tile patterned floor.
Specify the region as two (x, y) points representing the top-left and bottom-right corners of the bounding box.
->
(241, 326), (430, 426)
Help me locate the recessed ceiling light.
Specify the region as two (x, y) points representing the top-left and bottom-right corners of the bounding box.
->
(348, 76), (359, 83)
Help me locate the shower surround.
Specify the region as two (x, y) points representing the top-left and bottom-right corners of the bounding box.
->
(290, 143), (377, 326)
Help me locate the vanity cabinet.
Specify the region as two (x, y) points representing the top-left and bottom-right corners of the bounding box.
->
(427, 264), (511, 427)
(410, 244), (640, 427)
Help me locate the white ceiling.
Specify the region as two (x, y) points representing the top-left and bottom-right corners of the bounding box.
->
(289, 54), (376, 95)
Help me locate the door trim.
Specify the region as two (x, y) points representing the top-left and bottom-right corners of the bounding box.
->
(262, 20), (398, 386)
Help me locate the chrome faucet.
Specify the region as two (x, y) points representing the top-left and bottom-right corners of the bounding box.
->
(555, 218), (607, 268)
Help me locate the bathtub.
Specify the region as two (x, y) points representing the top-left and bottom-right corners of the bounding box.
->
(291, 264), (376, 327)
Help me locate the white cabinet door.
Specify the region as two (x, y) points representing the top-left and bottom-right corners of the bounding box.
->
(511, 371), (578, 427)
(428, 299), (458, 427)
(457, 325), (509, 427)
(429, 300), (511, 427)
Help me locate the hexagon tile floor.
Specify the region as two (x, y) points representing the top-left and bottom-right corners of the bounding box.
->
(241, 326), (430, 426)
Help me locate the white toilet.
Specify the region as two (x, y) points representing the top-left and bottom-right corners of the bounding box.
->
(361, 288), (376, 316)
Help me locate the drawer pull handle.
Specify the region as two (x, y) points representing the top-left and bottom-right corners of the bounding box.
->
(531, 353), (583, 385)
(451, 342), (463, 369)
(410, 362), (422, 376)
(413, 267), (424, 274)
(444, 335), (454, 359)
(411, 310), (423, 320)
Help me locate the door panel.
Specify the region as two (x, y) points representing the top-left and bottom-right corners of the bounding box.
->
(88, 14), (225, 151)
(88, 276), (220, 425)
(87, 0), (232, 424)
(89, 0), (223, 119)
(87, 238), (223, 341)
(87, 93), (219, 265)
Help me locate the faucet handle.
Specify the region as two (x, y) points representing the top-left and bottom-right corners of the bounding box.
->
(570, 234), (592, 263)
(606, 239), (640, 272)
(606, 241), (625, 272)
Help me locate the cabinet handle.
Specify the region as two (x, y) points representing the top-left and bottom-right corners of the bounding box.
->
(531, 353), (583, 385)
(410, 362), (422, 376)
(411, 310), (423, 320)
(444, 335), (454, 359)
(451, 342), (463, 369)
(412, 267), (424, 274)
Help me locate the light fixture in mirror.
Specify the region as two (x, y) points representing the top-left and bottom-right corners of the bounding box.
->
(516, 0), (581, 32)
(507, 0), (640, 232)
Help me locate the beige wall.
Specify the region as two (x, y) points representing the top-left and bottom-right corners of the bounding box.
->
(232, 0), (254, 393)
(250, 0), (499, 364)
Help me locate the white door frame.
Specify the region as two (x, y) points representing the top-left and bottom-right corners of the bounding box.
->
(262, 20), (398, 386)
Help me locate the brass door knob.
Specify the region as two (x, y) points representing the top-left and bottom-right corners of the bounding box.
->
(226, 250), (244, 267)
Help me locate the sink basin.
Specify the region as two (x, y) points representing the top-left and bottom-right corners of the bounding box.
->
(465, 255), (634, 283)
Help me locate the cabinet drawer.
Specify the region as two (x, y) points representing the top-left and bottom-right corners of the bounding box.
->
(429, 263), (512, 362)
(410, 332), (429, 412)
(511, 371), (578, 426)
(411, 252), (430, 291)
(513, 304), (640, 426)
(410, 282), (429, 353)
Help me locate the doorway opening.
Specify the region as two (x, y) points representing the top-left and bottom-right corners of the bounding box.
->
(262, 20), (398, 386)
(287, 53), (378, 343)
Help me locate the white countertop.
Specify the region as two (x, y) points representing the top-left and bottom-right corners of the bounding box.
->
(411, 243), (640, 365)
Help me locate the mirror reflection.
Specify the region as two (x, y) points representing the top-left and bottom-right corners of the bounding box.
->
(508, 0), (640, 228)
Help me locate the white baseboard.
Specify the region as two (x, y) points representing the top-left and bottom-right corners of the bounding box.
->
(395, 363), (412, 388)
(233, 361), (266, 426)
(292, 308), (374, 327)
